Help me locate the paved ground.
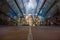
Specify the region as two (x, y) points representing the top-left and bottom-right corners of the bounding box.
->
(0, 26), (60, 40)
(32, 26), (60, 40)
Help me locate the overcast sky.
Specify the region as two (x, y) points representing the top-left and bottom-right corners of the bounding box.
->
(24, 0), (37, 17)
(7, 0), (44, 21)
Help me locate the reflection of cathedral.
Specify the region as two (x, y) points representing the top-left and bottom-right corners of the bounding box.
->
(27, 14), (33, 26)
(21, 14), (27, 25)
(20, 13), (41, 26)
(34, 14), (40, 26)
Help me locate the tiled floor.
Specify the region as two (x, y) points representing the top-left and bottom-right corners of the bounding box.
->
(0, 26), (60, 40)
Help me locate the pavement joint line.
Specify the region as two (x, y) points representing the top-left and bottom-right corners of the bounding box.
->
(28, 26), (33, 40)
